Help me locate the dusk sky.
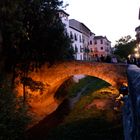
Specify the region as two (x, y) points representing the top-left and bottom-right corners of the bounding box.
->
(63, 0), (140, 46)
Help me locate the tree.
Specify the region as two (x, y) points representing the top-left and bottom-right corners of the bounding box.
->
(0, 2), (74, 138)
(0, 74), (31, 140)
(115, 35), (132, 45)
(0, 0), (73, 73)
(0, 0), (74, 101)
(113, 36), (136, 60)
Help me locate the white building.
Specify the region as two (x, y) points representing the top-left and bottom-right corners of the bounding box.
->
(58, 10), (70, 33)
(69, 19), (94, 60)
(59, 10), (112, 61)
(69, 19), (84, 60)
(89, 36), (112, 61)
(80, 23), (93, 60)
(58, 11), (84, 60)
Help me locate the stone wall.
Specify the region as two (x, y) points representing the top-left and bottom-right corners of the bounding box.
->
(124, 65), (140, 140)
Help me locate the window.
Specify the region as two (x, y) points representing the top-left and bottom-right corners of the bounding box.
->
(101, 47), (103, 50)
(83, 39), (85, 43)
(75, 45), (78, 53)
(80, 55), (82, 60)
(80, 46), (82, 52)
(83, 36), (85, 43)
(94, 40), (97, 44)
(80, 46), (83, 52)
(74, 33), (77, 41)
(79, 35), (82, 42)
(100, 39), (103, 44)
(65, 16), (68, 21)
(90, 40), (92, 45)
(95, 54), (98, 57)
(70, 31), (73, 39)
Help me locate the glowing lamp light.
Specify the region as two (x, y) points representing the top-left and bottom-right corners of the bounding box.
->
(134, 48), (138, 51)
(135, 53), (140, 58)
(128, 54), (131, 58)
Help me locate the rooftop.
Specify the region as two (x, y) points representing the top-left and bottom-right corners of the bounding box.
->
(135, 25), (140, 31)
(94, 36), (111, 43)
(58, 9), (69, 16)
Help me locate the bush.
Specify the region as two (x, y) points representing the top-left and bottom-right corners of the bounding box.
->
(0, 79), (31, 140)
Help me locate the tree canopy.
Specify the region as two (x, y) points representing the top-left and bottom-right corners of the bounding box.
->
(113, 35), (136, 60)
(0, 0), (73, 74)
(0, 0), (74, 138)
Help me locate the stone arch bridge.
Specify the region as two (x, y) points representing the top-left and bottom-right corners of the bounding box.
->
(18, 61), (128, 123)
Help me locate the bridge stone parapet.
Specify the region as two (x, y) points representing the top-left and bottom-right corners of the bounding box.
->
(124, 65), (140, 140)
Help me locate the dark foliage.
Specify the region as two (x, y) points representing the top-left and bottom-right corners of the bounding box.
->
(0, 0), (74, 138)
(0, 75), (31, 140)
(114, 36), (136, 59)
(21, 77), (45, 92)
(0, 0), (73, 74)
(47, 118), (124, 140)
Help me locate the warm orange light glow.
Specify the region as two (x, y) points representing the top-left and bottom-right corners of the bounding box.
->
(134, 48), (138, 51)
(135, 53), (140, 58)
(15, 61), (127, 126)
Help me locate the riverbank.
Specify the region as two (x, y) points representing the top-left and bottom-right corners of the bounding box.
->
(27, 76), (124, 140)
(47, 86), (124, 140)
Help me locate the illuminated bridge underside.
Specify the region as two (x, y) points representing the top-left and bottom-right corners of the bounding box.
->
(17, 61), (128, 124)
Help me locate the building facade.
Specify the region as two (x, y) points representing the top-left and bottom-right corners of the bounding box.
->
(69, 19), (84, 60)
(59, 10), (112, 61)
(58, 10), (70, 33)
(69, 19), (94, 60)
(135, 8), (140, 44)
(80, 23), (93, 60)
(135, 26), (140, 44)
(89, 36), (112, 61)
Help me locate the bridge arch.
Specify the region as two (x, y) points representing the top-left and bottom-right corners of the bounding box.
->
(18, 61), (128, 124)
(30, 61), (127, 87)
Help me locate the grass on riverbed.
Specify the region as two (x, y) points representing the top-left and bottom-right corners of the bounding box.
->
(63, 86), (120, 123)
(67, 76), (110, 97)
